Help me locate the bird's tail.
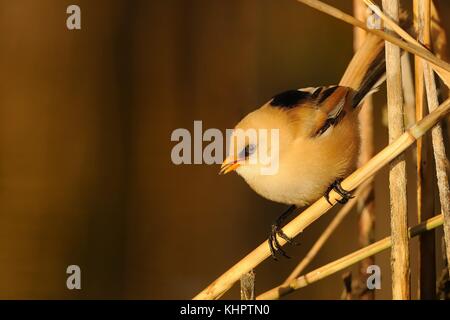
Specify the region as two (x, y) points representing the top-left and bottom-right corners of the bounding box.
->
(340, 11), (412, 109)
(339, 32), (386, 109)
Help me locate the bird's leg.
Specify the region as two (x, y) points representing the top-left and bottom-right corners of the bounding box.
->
(269, 229), (289, 260)
(324, 178), (354, 205)
(268, 205), (299, 260)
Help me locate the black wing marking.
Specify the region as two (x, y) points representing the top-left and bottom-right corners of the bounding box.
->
(352, 50), (386, 108)
(269, 86), (350, 137)
(315, 110), (346, 136)
(314, 89), (349, 137)
(311, 87), (323, 99)
(269, 90), (312, 108)
(317, 86), (338, 104)
(269, 86), (341, 110)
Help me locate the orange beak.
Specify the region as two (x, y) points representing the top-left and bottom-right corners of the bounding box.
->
(219, 156), (241, 175)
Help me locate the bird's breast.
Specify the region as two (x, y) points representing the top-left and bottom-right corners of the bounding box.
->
(238, 119), (360, 206)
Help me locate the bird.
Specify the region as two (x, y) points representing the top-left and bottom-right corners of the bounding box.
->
(220, 32), (387, 259)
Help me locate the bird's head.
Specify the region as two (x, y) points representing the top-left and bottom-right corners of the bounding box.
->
(220, 106), (294, 177)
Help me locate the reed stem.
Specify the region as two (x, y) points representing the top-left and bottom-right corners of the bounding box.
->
(353, 0), (376, 299)
(194, 98), (450, 300)
(296, 0), (450, 87)
(257, 215), (444, 300)
(284, 185), (367, 283)
(414, 0), (437, 300)
(383, 0), (410, 300)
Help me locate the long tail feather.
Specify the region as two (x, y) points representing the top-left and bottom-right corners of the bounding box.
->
(339, 32), (386, 108)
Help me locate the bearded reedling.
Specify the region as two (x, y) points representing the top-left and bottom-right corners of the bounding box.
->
(221, 33), (386, 258)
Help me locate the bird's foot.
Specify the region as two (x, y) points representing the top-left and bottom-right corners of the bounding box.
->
(325, 178), (354, 205)
(268, 224), (294, 260)
(268, 205), (300, 260)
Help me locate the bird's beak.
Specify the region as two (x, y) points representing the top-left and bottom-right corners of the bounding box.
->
(219, 156), (241, 175)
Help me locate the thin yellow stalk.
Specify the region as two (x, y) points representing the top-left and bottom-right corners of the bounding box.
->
(257, 215), (444, 300)
(353, 0), (375, 300)
(240, 270), (255, 300)
(362, 0), (450, 88)
(353, 0), (367, 51)
(383, 0), (410, 300)
(284, 185), (367, 283)
(403, 53), (417, 129)
(295, 0), (450, 87)
(428, 0), (450, 280)
(423, 62), (450, 279)
(437, 237), (450, 299)
(193, 98), (450, 300)
(414, 0), (436, 300)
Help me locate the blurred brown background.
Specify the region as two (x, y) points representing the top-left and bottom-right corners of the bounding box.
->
(0, 0), (449, 299)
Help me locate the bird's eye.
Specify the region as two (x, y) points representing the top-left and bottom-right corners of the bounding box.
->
(241, 144), (256, 158)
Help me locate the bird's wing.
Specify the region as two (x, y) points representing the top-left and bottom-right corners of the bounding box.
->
(310, 86), (351, 136)
(269, 86), (352, 137)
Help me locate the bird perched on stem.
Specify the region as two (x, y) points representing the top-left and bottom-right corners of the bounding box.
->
(220, 32), (386, 259)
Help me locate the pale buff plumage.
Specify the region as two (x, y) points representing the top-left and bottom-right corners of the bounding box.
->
(221, 33), (385, 207)
(225, 88), (360, 206)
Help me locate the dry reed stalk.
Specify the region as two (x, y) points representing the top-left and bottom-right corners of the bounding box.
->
(383, 0), (410, 300)
(365, 0), (450, 284)
(353, 0), (376, 300)
(428, 1), (450, 281)
(423, 62), (450, 279)
(353, 0), (367, 50)
(194, 97), (450, 300)
(295, 0), (450, 88)
(437, 236), (450, 299)
(414, 0), (436, 300)
(284, 185), (366, 283)
(403, 53), (417, 129)
(240, 270), (255, 300)
(194, 1), (450, 300)
(362, 0), (450, 88)
(257, 214), (444, 300)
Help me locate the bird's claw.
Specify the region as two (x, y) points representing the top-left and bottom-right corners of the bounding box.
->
(268, 223), (299, 260)
(267, 205), (299, 260)
(325, 178), (354, 205)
